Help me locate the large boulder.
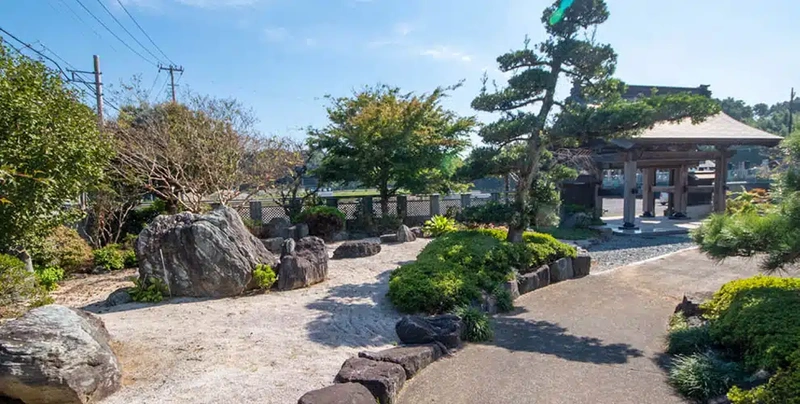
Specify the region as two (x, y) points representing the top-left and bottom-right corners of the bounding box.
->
(266, 217), (291, 238)
(572, 254), (591, 278)
(359, 343), (444, 379)
(260, 237), (284, 255)
(333, 241), (381, 259)
(379, 234), (398, 244)
(334, 357), (406, 404)
(518, 272), (540, 295)
(297, 383), (376, 404)
(395, 315), (462, 349)
(0, 305), (121, 404)
(396, 225), (416, 243)
(277, 236), (328, 291)
(104, 287), (133, 307)
(534, 265), (551, 288)
(136, 206), (278, 298)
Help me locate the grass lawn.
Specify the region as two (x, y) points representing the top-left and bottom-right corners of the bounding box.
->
(532, 227), (599, 240)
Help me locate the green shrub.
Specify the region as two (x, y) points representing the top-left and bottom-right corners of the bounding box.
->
(297, 206), (346, 240)
(667, 325), (714, 356)
(702, 276), (800, 371)
(33, 226), (92, 273)
(253, 264), (277, 290)
(34, 266), (65, 292)
(122, 250), (138, 268)
(93, 245), (125, 271)
(0, 254), (53, 318)
(669, 351), (746, 402)
(522, 231), (578, 261)
(377, 214), (402, 234)
(532, 227), (599, 241)
(669, 312), (690, 331)
(493, 286), (514, 313)
(455, 306), (494, 342)
(129, 277), (168, 303)
(456, 201), (515, 225)
(389, 260), (479, 314)
(122, 199), (169, 236)
(728, 358), (800, 404)
(422, 215), (457, 237)
(387, 229), (577, 314)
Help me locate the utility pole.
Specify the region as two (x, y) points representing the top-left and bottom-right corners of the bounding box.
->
(158, 64), (184, 102)
(68, 55), (104, 126)
(790, 87), (795, 134)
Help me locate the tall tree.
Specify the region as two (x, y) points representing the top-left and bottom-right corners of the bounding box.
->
(309, 84), (476, 215)
(472, 0), (720, 242)
(0, 45), (111, 268)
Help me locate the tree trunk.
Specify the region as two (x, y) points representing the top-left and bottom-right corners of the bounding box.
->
(380, 195), (390, 217)
(507, 144), (542, 243)
(165, 198), (179, 215)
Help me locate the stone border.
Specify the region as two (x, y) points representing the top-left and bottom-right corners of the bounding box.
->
(295, 255), (593, 403)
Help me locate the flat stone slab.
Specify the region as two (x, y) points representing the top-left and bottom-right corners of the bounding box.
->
(297, 383), (376, 404)
(380, 234), (398, 244)
(549, 257), (574, 283)
(359, 343), (444, 379)
(333, 240), (381, 259)
(518, 272), (540, 295)
(534, 265), (550, 288)
(335, 357), (406, 404)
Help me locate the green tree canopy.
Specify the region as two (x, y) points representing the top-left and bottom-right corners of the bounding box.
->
(472, 0), (720, 241)
(0, 46), (111, 263)
(718, 97), (797, 136)
(309, 84), (477, 214)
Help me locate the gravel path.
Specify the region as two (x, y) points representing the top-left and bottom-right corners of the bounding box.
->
(54, 238), (430, 404)
(585, 235), (696, 273)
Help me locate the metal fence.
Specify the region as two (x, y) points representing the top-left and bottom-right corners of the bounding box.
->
(235, 193), (513, 225)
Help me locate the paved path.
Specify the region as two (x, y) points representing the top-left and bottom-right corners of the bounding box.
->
(398, 249), (761, 404)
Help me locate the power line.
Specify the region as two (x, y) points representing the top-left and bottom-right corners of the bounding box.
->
(92, 0), (162, 63)
(114, 0), (175, 65)
(146, 70), (162, 100)
(72, 0), (157, 66)
(54, 0), (118, 53)
(0, 27), (70, 80)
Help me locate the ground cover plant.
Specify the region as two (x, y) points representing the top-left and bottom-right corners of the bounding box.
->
(388, 229), (576, 314)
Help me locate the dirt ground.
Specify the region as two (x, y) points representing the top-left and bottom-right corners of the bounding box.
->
(52, 238), (430, 404)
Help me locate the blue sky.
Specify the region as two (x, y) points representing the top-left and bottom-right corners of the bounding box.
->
(2, 0), (798, 139)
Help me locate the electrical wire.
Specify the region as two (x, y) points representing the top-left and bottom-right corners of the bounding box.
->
(72, 0), (158, 66)
(146, 70), (161, 100)
(114, 0), (175, 65)
(92, 0), (162, 63)
(0, 27), (70, 80)
(54, 0), (118, 53)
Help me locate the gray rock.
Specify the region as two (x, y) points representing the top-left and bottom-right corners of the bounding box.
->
(501, 279), (520, 300)
(549, 257), (574, 283)
(105, 287), (133, 307)
(266, 217), (291, 239)
(534, 265), (550, 288)
(135, 206), (278, 298)
(379, 234), (398, 244)
(396, 225), (416, 243)
(290, 223), (309, 240)
(334, 357), (406, 404)
(0, 305), (121, 404)
(261, 237), (284, 255)
(359, 344), (444, 379)
(674, 295), (704, 317)
(331, 231), (350, 242)
(90, 265), (110, 275)
(517, 271), (540, 295)
(277, 236), (328, 291)
(281, 238), (296, 258)
(297, 383), (376, 404)
(395, 315), (462, 349)
(333, 241), (381, 259)
(409, 227), (424, 238)
(707, 395), (732, 404)
(572, 254), (591, 278)
(477, 290), (498, 314)
(562, 212), (593, 229)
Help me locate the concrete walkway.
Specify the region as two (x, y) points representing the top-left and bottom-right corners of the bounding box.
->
(398, 249), (761, 404)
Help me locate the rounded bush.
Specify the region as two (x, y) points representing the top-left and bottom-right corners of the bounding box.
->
(93, 245), (125, 271)
(0, 254), (52, 318)
(34, 266), (65, 292)
(667, 325), (713, 356)
(253, 264), (277, 290)
(388, 261), (478, 314)
(296, 206), (346, 240)
(34, 226), (92, 273)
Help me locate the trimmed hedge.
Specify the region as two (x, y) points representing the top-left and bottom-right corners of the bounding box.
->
(388, 229), (576, 314)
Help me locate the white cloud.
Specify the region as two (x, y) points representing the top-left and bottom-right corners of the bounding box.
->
(263, 27), (289, 42)
(420, 46), (472, 63)
(305, 38), (317, 47)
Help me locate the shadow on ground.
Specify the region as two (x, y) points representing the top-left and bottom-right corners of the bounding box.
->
(586, 235), (692, 253)
(489, 312), (644, 365)
(81, 295), (214, 315)
(305, 270), (400, 349)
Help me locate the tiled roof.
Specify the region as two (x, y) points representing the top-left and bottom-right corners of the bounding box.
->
(630, 113), (782, 146)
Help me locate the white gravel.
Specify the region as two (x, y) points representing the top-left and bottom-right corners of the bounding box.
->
(585, 235), (696, 273)
(65, 238), (431, 404)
